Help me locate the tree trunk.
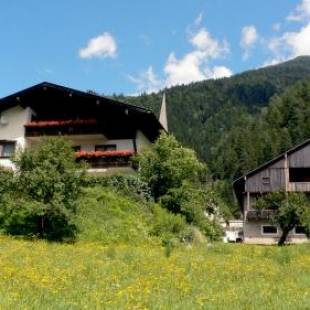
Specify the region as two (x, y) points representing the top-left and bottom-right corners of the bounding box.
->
(39, 215), (45, 238)
(278, 228), (290, 246)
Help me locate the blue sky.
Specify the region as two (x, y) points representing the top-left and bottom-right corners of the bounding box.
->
(0, 0), (310, 96)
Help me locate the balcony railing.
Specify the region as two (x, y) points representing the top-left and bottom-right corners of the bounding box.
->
(75, 150), (135, 169)
(246, 210), (276, 221)
(25, 119), (101, 136)
(289, 182), (310, 192)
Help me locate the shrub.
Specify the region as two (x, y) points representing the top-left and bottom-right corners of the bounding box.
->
(160, 182), (223, 241)
(84, 174), (152, 201)
(150, 205), (188, 243)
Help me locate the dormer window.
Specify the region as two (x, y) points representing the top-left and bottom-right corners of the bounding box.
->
(0, 141), (16, 158)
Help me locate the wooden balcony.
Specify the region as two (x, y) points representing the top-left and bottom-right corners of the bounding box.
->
(288, 182), (310, 192)
(25, 119), (102, 136)
(246, 210), (276, 221)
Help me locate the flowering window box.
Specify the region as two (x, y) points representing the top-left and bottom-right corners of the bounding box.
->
(25, 119), (101, 136)
(25, 119), (97, 128)
(75, 150), (135, 168)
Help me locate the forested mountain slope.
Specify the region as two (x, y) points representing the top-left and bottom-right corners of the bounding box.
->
(119, 56), (310, 181)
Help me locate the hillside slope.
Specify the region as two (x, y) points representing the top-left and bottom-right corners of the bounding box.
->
(121, 56), (310, 179)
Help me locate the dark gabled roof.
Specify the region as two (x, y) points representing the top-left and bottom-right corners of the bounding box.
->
(0, 81), (149, 113)
(0, 82), (165, 141)
(233, 138), (310, 185)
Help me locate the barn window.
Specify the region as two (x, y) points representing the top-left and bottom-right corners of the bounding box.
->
(289, 168), (310, 182)
(0, 141), (16, 158)
(262, 225), (278, 235)
(295, 226), (306, 235)
(262, 176), (270, 184)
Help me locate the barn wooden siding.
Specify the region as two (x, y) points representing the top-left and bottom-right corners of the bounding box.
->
(245, 159), (286, 192)
(289, 144), (310, 167)
(245, 143), (310, 193)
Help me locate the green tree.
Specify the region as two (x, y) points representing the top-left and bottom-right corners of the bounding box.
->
(0, 138), (85, 240)
(136, 132), (206, 201)
(136, 133), (223, 240)
(257, 191), (310, 246)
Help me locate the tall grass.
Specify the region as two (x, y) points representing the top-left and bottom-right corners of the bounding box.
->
(0, 237), (308, 309)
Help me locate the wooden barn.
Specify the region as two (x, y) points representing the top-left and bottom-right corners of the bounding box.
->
(234, 139), (310, 244)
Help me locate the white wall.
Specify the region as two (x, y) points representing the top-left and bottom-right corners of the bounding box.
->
(136, 130), (151, 152)
(244, 221), (309, 244)
(105, 139), (134, 151)
(0, 106), (32, 169)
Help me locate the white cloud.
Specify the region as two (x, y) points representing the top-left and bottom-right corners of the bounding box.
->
(129, 20), (233, 92)
(287, 0), (310, 22)
(266, 22), (310, 65)
(240, 25), (259, 60)
(206, 66), (233, 79)
(79, 32), (117, 59)
(127, 66), (163, 94)
(163, 27), (231, 87)
(164, 51), (206, 87)
(190, 28), (230, 58)
(284, 22), (310, 56)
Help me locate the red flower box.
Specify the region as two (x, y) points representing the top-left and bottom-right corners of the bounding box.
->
(75, 150), (134, 159)
(25, 119), (97, 128)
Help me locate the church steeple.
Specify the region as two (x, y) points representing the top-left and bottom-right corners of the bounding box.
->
(159, 92), (168, 132)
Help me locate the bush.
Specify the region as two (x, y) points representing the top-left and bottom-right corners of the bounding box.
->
(84, 174), (152, 201)
(160, 182), (223, 241)
(150, 205), (189, 244)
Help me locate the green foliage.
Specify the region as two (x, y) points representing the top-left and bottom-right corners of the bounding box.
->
(136, 132), (206, 200)
(256, 191), (310, 245)
(0, 138), (85, 241)
(136, 133), (223, 240)
(84, 174), (152, 201)
(150, 205), (188, 244)
(77, 186), (207, 246)
(160, 182), (223, 240)
(76, 187), (153, 244)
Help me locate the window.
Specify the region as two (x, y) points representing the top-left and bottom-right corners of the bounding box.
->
(262, 177), (270, 185)
(95, 144), (116, 152)
(262, 225), (278, 235)
(72, 145), (81, 152)
(289, 168), (310, 182)
(0, 141), (15, 158)
(295, 226), (306, 235)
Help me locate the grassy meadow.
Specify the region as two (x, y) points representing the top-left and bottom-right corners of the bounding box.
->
(0, 187), (309, 309)
(0, 237), (309, 309)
